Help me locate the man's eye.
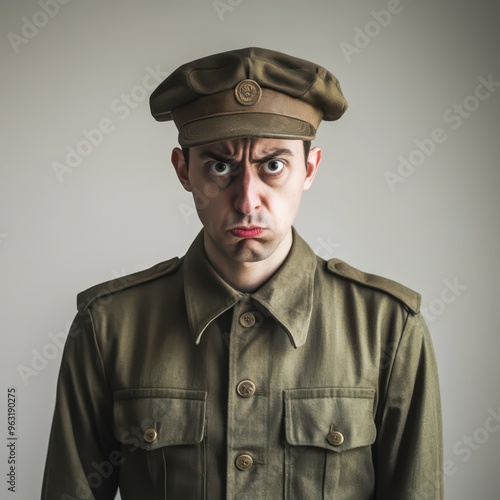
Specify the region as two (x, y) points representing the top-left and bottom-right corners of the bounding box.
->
(262, 159), (285, 174)
(209, 161), (232, 176)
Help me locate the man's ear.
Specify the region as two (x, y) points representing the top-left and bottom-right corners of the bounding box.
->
(303, 146), (322, 191)
(171, 147), (192, 192)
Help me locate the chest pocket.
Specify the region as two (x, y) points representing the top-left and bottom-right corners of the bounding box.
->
(113, 388), (207, 500)
(283, 387), (376, 500)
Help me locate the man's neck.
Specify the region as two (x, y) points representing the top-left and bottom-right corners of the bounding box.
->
(204, 231), (293, 293)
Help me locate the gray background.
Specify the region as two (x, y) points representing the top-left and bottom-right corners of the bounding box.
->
(1, 0), (499, 498)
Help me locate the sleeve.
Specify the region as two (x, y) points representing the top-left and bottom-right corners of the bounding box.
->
(41, 308), (120, 500)
(375, 312), (444, 499)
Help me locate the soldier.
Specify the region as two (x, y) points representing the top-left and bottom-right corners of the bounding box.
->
(42, 47), (443, 499)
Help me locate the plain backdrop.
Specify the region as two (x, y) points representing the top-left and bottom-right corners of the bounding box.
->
(1, 0), (499, 498)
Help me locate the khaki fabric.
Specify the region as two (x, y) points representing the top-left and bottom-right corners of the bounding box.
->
(42, 229), (443, 499)
(149, 47), (348, 146)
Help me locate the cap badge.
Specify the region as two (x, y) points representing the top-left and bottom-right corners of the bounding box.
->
(235, 79), (262, 106)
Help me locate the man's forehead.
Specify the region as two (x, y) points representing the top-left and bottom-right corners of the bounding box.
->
(191, 137), (303, 157)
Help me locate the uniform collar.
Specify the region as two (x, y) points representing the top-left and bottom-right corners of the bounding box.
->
(183, 228), (317, 348)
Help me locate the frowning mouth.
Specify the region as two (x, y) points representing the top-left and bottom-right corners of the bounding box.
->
(230, 227), (265, 238)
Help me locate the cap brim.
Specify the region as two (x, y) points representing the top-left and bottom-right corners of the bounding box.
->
(178, 113), (316, 147)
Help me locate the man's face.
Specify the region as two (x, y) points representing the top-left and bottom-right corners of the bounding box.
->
(172, 137), (321, 268)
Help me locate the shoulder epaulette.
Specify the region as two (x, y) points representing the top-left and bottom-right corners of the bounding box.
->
(327, 258), (421, 314)
(76, 257), (181, 312)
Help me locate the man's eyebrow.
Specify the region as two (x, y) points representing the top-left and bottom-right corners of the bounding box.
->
(197, 147), (295, 164)
(197, 151), (236, 163)
(249, 148), (294, 163)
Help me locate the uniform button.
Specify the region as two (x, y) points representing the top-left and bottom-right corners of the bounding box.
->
(327, 425), (344, 446)
(235, 454), (254, 471)
(335, 262), (349, 272)
(237, 379), (256, 398)
(239, 312), (256, 328)
(143, 428), (157, 443)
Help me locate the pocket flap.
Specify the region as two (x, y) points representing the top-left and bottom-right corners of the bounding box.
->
(284, 387), (376, 452)
(113, 388), (207, 451)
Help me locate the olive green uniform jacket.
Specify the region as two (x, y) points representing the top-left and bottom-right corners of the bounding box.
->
(42, 230), (443, 499)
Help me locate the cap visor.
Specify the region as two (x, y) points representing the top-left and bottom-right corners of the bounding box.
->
(179, 113), (316, 147)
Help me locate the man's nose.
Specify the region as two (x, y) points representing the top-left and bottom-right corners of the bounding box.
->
(233, 167), (262, 215)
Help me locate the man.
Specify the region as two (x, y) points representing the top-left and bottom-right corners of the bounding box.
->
(42, 47), (443, 499)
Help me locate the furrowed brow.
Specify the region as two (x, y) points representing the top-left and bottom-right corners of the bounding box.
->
(197, 147), (294, 165)
(198, 151), (237, 164)
(250, 148), (294, 164)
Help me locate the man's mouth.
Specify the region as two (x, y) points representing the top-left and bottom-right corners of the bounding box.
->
(230, 227), (265, 238)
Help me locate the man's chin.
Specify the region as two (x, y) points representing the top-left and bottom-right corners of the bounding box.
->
(230, 238), (270, 263)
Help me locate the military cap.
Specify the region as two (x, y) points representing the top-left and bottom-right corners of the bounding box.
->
(150, 47), (348, 147)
